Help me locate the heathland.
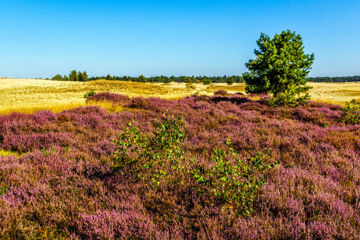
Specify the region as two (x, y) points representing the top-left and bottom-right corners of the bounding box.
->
(1, 78), (360, 114)
(0, 79), (360, 239)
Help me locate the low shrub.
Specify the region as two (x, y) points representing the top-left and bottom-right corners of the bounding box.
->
(341, 99), (360, 124)
(112, 114), (186, 187)
(267, 92), (309, 107)
(192, 140), (277, 215)
(84, 89), (96, 98)
(214, 90), (228, 96)
(112, 114), (277, 216)
(85, 92), (130, 105)
(127, 97), (151, 109)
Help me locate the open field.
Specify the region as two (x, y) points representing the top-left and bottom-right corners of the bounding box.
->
(1, 78), (360, 114)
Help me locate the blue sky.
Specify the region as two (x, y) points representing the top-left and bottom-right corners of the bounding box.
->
(0, 0), (359, 78)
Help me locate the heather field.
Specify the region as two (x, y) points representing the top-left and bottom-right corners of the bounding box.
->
(0, 92), (360, 239)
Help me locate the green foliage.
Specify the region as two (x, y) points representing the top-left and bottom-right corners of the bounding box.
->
(112, 113), (185, 187)
(192, 140), (278, 215)
(82, 71), (89, 81)
(138, 75), (147, 83)
(106, 74), (112, 80)
(341, 99), (360, 124)
(203, 78), (212, 85)
(0, 185), (9, 195)
(77, 71), (89, 81)
(113, 115), (277, 216)
(243, 30), (314, 106)
(84, 89), (96, 98)
(69, 70), (78, 81)
(52, 74), (63, 81)
(227, 77), (235, 85)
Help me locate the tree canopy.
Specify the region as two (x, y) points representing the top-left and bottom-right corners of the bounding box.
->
(243, 30), (314, 106)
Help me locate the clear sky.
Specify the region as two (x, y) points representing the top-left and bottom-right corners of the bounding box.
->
(0, 0), (359, 78)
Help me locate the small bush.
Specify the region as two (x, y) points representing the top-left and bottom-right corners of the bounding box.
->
(112, 115), (277, 216)
(267, 91), (309, 107)
(214, 90), (228, 96)
(341, 99), (360, 124)
(0, 184), (9, 195)
(84, 90), (96, 99)
(127, 97), (150, 109)
(112, 114), (185, 187)
(85, 92), (130, 105)
(192, 140), (277, 215)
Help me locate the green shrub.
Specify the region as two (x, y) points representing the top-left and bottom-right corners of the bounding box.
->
(84, 90), (96, 99)
(341, 99), (360, 124)
(0, 184), (9, 195)
(112, 114), (186, 187)
(112, 115), (277, 215)
(192, 140), (277, 215)
(267, 91), (309, 107)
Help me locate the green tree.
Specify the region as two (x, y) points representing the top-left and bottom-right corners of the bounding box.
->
(203, 78), (212, 85)
(69, 70), (78, 81)
(243, 30), (314, 106)
(52, 74), (63, 81)
(78, 71), (84, 81)
(138, 75), (147, 83)
(106, 74), (112, 80)
(227, 76), (235, 85)
(83, 71), (89, 81)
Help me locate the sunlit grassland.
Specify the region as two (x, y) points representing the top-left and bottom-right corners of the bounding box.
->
(0, 79), (360, 114)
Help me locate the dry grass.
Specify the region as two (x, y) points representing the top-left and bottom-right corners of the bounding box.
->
(1, 79), (360, 115)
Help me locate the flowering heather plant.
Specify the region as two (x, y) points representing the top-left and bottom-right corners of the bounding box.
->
(0, 93), (360, 239)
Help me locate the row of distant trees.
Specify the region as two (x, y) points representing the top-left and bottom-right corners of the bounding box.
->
(52, 70), (89, 81)
(52, 73), (242, 84)
(307, 76), (360, 82)
(89, 75), (243, 85)
(52, 72), (360, 84)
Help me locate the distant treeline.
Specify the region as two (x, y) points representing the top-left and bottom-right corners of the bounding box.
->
(307, 76), (360, 82)
(53, 70), (89, 82)
(88, 75), (243, 84)
(51, 71), (360, 83)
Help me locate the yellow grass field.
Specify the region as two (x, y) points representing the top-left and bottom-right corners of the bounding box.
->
(0, 78), (360, 114)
